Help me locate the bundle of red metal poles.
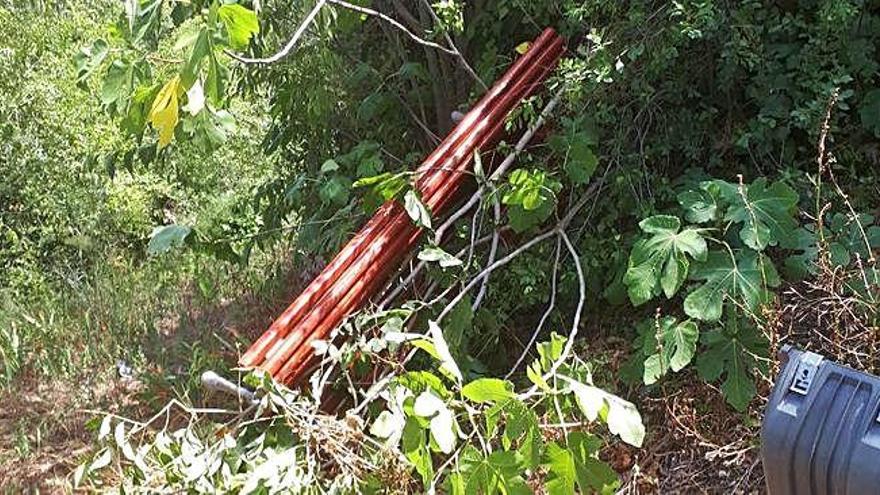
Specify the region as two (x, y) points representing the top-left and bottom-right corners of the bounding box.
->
(240, 28), (565, 385)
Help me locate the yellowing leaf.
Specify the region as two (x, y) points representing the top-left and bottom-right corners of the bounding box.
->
(148, 76), (181, 148)
(515, 41), (531, 54)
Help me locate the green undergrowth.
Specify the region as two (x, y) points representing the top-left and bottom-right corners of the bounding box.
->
(4, 0), (880, 492)
(0, 1), (285, 392)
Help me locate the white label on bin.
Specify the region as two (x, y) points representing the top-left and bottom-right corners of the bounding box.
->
(789, 352), (823, 395)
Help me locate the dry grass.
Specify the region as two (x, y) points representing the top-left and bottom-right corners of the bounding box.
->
(771, 266), (879, 374)
(0, 370), (143, 492)
(0, 254), (320, 492)
(614, 258), (878, 494)
(583, 332), (767, 494)
(621, 377), (766, 494)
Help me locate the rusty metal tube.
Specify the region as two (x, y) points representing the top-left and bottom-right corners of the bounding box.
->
(273, 40), (566, 383)
(260, 37), (565, 377)
(240, 28), (559, 367)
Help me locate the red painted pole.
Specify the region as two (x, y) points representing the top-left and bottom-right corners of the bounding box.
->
(273, 41), (566, 384)
(240, 28), (560, 367)
(260, 37), (565, 377)
(246, 32), (562, 369)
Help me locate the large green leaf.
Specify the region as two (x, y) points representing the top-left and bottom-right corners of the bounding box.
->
(204, 50), (227, 105)
(74, 38), (109, 85)
(402, 416), (433, 485)
(545, 432), (617, 495)
(554, 134), (599, 185)
(721, 178), (799, 251)
(395, 371), (449, 399)
(544, 442), (576, 495)
(318, 175), (351, 206)
(217, 4), (259, 50)
(677, 181), (721, 224)
(418, 246), (463, 268)
(461, 378), (514, 403)
(507, 200), (554, 233)
(451, 447), (530, 495)
(353, 172), (407, 212)
(683, 250), (779, 321)
(548, 121), (599, 186)
(783, 226), (822, 280)
(485, 398), (542, 467)
(403, 190), (432, 229)
(129, 0), (162, 45)
(784, 213), (880, 279)
(122, 83), (160, 136)
(413, 391), (457, 454)
(427, 320), (462, 383)
(180, 28), (210, 89)
(101, 59), (134, 110)
(502, 169), (559, 212)
(560, 375), (645, 448)
(624, 215), (708, 305)
(188, 106), (235, 149)
(568, 432), (618, 494)
(696, 319), (768, 411)
(639, 317), (699, 385)
(501, 168), (562, 232)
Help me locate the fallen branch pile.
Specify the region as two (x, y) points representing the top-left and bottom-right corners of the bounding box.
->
(240, 28), (566, 384)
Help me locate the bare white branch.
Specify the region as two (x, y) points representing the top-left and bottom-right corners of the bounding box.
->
(504, 235), (561, 379)
(329, 0), (456, 54)
(227, 0), (327, 64)
(435, 227), (558, 322)
(519, 229), (587, 400)
(227, 0), (462, 65)
(472, 189), (501, 310)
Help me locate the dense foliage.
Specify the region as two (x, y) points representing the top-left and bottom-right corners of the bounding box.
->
(2, 0), (879, 492)
(0, 2), (282, 391)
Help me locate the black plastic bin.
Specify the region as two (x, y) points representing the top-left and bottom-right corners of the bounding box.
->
(762, 345), (880, 494)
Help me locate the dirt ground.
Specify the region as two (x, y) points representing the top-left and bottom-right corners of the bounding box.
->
(0, 358), (771, 494)
(0, 258), (315, 492)
(0, 372), (131, 491)
(2, 273), (875, 492)
(622, 379), (766, 493)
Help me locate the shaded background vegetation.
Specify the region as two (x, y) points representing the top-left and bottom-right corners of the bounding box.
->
(1, 0), (878, 491)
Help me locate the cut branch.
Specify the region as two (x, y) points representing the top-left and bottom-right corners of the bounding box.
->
(435, 228), (558, 323)
(473, 188), (501, 310)
(519, 230), (588, 400)
(505, 235), (561, 378)
(329, 0), (456, 54)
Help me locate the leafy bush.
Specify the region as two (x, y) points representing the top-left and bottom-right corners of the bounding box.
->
(0, 1), (277, 389)
(5, 0), (880, 491)
(76, 332), (643, 493)
(618, 172), (879, 410)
